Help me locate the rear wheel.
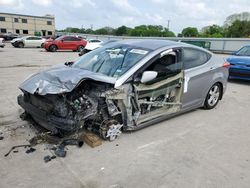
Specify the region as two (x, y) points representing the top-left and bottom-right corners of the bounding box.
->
(78, 45), (84, 52)
(18, 42), (24, 48)
(204, 83), (221, 109)
(49, 45), (57, 52)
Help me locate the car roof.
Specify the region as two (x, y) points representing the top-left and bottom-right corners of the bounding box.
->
(112, 39), (181, 50)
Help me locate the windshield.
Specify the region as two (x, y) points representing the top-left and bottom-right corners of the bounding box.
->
(74, 44), (150, 78)
(236, 46), (250, 56)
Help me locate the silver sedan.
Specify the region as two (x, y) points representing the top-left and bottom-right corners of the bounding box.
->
(18, 39), (229, 140)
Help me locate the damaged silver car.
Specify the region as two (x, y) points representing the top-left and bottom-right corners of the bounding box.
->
(18, 39), (229, 141)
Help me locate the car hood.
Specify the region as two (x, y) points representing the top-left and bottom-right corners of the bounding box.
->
(227, 56), (250, 66)
(19, 65), (116, 95)
(11, 38), (22, 43)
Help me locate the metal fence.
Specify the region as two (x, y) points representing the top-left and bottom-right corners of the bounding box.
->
(57, 32), (250, 54)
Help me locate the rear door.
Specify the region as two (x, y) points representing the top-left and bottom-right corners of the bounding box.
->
(181, 47), (213, 110)
(63, 36), (80, 50)
(24, 37), (33, 47)
(32, 37), (42, 47)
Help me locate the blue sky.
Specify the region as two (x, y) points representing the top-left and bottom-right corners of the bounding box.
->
(0, 0), (249, 34)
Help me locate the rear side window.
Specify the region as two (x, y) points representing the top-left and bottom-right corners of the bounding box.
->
(182, 48), (211, 69)
(64, 37), (80, 41)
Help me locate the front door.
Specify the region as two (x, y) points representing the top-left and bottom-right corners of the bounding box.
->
(133, 49), (184, 125)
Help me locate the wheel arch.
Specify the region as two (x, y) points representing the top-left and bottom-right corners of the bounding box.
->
(202, 81), (224, 107)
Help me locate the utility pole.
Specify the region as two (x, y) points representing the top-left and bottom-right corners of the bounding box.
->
(167, 20), (170, 30)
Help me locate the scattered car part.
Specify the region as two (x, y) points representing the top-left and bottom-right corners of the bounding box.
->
(44, 155), (56, 163)
(4, 144), (31, 157)
(0, 136), (4, 140)
(25, 147), (36, 154)
(50, 138), (83, 158)
(54, 145), (67, 157)
(60, 139), (84, 148)
(29, 133), (61, 145)
(80, 132), (102, 148)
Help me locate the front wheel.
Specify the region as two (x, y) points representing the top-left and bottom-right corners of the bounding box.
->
(204, 83), (221, 109)
(77, 45), (84, 52)
(49, 45), (57, 52)
(18, 42), (24, 48)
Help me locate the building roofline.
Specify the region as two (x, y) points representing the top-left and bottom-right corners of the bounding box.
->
(0, 12), (54, 20)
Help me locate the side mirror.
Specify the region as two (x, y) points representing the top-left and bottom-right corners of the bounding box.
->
(61, 39), (64, 42)
(141, 71), (158, 83)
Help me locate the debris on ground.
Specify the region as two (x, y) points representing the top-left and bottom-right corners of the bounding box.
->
(4, 144), (31, 157)
(25, 147), (36, 154)
(54, 145), (67, 157)
(44, 155), (56, 163)
(53, 138), (84, 158)
(0, 136), (4, 140)
(29, 132), (61, 145)
(80, 132), (102, 148)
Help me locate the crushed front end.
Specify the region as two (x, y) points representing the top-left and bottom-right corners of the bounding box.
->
(18, 80), (124, 141)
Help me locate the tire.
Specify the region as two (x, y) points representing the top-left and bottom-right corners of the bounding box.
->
(18, 42), (24, 48)
(204, 83), (222, 109)
(77, 45), (84, 52)
(49, 45), (57, 52)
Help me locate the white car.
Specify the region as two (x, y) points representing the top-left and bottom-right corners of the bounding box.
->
(0, 38), (5, 48)
(11, 36), (46, 48)
(85, 39), (103, 51)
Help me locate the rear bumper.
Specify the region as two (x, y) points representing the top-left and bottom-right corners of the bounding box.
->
(17, 94), (77, 133)
(229, 67), (250, 81)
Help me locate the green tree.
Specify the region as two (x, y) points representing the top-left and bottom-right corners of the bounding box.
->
(226, 20), (250, 37)
(95, 28), (108, 35)
(200, 24), (224, 37)
(181, 27), (199, 37)
(116, 25), (130, 36)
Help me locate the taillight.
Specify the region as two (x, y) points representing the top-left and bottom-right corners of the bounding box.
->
(223, 61), (230, 68)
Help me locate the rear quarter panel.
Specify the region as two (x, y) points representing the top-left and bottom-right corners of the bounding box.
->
(182, 54), (228, 110)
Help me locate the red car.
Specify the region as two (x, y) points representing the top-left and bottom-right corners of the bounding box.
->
(44, 36), (87, 52)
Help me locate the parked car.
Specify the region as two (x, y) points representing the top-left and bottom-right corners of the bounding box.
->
(44, 35), (87, 52)
(17, 39), (229, 141)
(0, 38), (5, 48)
(79, 40), (118, 56)
(227, 45), (250, 81)
(0, 33), (20, 41)
(11, 36), (46, 48)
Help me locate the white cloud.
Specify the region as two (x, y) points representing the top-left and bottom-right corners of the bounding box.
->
(31, 0), (53, 6)
(0, 0), (16, 5)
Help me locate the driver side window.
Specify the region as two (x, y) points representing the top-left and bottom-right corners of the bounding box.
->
(144, 49), (182, 79)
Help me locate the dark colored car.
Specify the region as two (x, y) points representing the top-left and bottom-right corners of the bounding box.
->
(227, 45), (250, 81)
(44, 36), (87, 52)
(0, 33), (20, 41)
